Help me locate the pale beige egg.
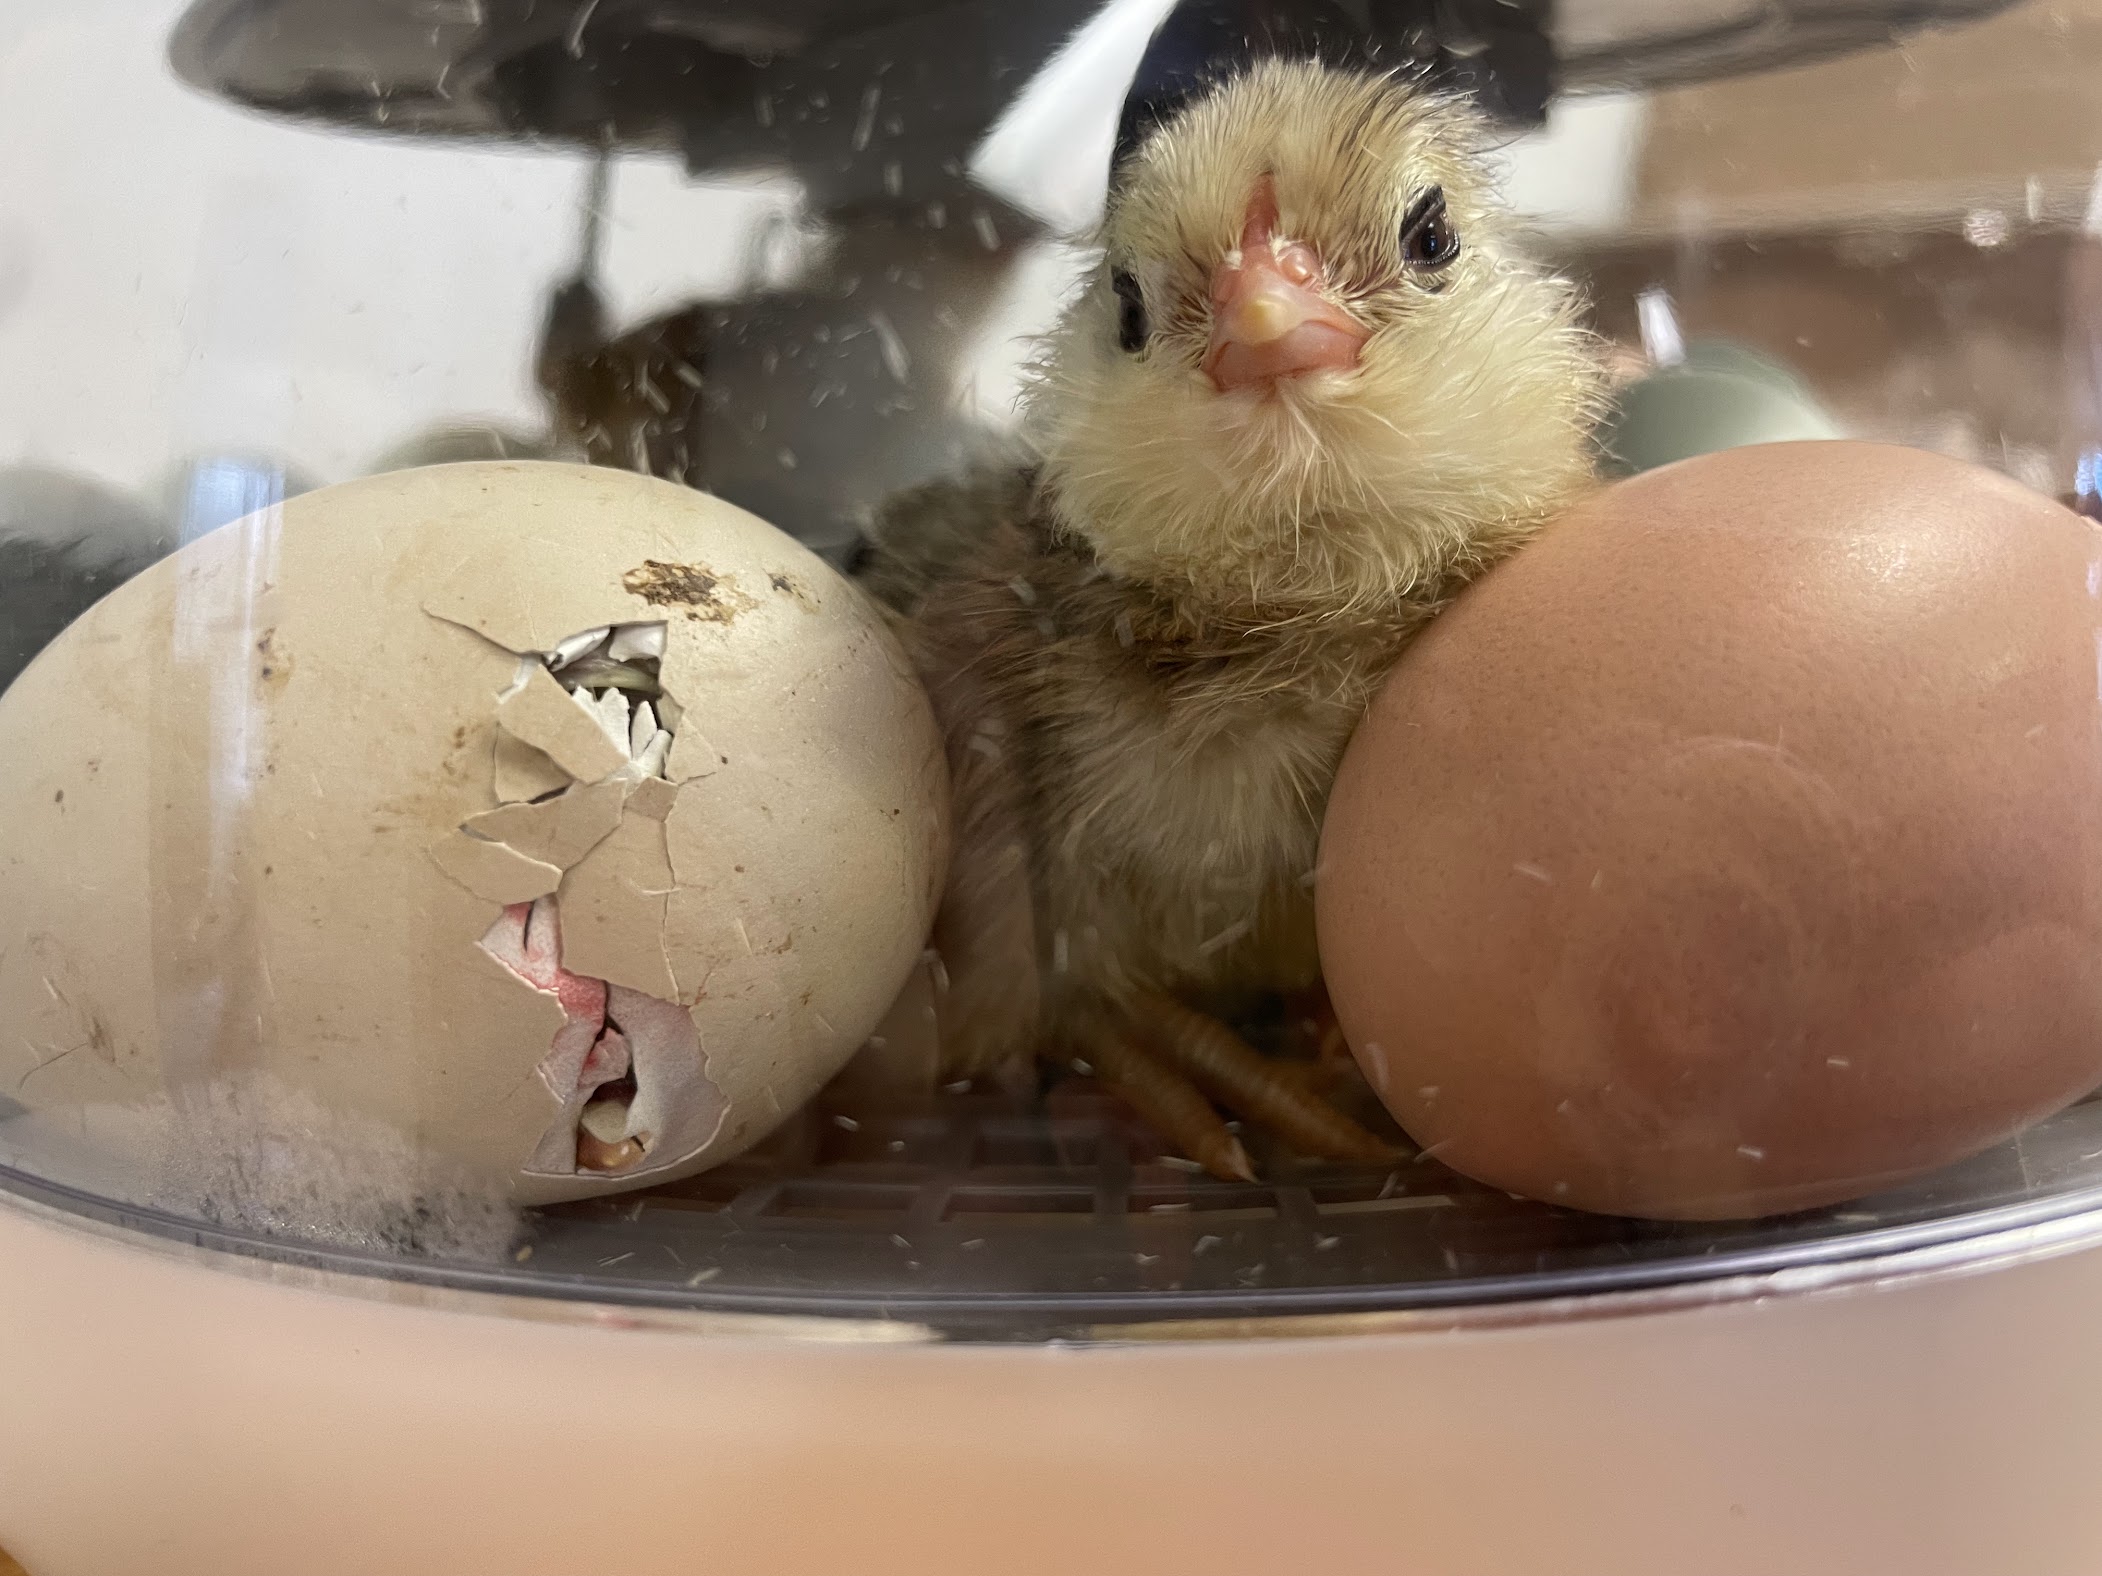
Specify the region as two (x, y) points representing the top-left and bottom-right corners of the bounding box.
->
(0, 462), (948, 1206)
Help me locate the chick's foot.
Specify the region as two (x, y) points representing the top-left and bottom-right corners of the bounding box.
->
(1132, 994), (1402, 1170)
(1078, 995), (1401, 1180)
(1084, 1014), (1257, 1182)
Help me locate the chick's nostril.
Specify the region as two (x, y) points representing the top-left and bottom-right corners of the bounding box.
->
(1275, 242), (1320, 286)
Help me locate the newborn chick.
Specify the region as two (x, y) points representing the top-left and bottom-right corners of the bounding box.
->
(861, 58), (1604, 1178)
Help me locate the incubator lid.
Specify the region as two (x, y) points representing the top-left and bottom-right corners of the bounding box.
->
(167, 0), (2024, 158)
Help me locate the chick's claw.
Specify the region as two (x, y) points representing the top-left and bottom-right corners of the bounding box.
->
(1084, 1019), (1256, 1183)
(1132, 994), (1402, 1168)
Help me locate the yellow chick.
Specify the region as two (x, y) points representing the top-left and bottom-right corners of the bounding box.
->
(861, 57), (1606, 1178)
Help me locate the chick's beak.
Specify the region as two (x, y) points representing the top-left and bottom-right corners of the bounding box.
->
(1203, 176), (1368, 395)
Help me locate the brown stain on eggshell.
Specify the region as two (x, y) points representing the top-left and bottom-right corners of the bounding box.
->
(254, 628), (291, 691)
(767, 570), (821, 612)
(1318, 441), (2102, 1222)
(621, 560), (758, 623)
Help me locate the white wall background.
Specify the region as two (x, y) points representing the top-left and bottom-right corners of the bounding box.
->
(0, 1), (806, 521)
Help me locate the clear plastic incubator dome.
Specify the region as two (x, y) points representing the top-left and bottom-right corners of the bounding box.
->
(8, 2), (2102, 1573)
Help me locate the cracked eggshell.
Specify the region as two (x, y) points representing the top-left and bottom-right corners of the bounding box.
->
(0, 462), (949, 1206)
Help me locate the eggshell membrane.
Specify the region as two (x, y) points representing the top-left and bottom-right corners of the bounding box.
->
(1318, 441), (2102, 1220)
(0, 463), (948, 1206)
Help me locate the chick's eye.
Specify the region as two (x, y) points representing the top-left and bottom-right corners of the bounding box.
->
(1407, 213), (1458, 267)
(1399, 188), (1459, 272)
(1111, 268), (1149, 353)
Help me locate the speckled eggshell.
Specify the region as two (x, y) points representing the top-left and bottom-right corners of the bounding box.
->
(0, 463), (948, 1206)
(1318, 441), (2102, 1220)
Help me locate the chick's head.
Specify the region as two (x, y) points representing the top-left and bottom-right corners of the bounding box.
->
(1027, 59), (1604, 613)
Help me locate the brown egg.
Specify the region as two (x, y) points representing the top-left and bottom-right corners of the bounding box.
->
(1318, 441), (2102, 1220)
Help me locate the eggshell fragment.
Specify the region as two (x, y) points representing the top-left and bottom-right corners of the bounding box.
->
(493, 730), (570, 803)
(558, 814), (683, 1002)
(0, 462), (949, 1206)
(497, 665), (630, 784)
(1318, 442), (2102, 1220)
(429, 832), (565, 906)
(460, 779), (626, 872)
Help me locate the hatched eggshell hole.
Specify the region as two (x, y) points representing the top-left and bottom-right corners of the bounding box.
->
(1318, 441), (2102, 1221)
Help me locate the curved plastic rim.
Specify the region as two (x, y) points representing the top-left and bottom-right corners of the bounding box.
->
(7, 1158), (2102, 1344)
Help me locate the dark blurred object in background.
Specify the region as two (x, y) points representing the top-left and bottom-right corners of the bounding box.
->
(0, 469), (173, 694)
(169, 0), (2029, 145)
